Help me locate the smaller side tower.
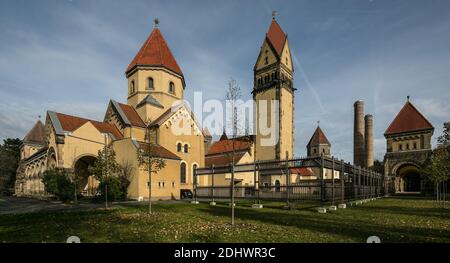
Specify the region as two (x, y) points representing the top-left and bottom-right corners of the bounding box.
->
(307, 123), (331, 157)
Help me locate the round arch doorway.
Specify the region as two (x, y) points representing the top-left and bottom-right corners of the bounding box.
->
(74, 155), (98, 196)
(396, 164), (421, 193)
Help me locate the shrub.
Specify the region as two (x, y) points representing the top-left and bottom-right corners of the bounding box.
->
(97, 176), (130, 201)
(42, 169), (75, 202)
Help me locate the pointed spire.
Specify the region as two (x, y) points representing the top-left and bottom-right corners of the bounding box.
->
(385, 100), (434, 135)
(266, 17), (286, 56)
(307, 125), (330, 147)
(126, 25), (183, 76)
(219, 130), (228, 141)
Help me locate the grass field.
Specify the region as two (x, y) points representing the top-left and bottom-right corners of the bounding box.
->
(0, 196), (449, 243)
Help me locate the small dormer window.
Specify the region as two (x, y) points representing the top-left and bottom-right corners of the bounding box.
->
(147, 77), (154, 90)
(169, 82), (175, 94)
(130, 80), (135, 94)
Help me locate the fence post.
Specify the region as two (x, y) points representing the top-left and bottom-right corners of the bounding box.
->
(340, 159), (345, 203)
(211, 164), (215, 203)
(285, 157), (290, 208)
(257, 161), (260, 204)
(358, 166), (362, 200)
(321, 154), (325, 203)
(331, 156), (335, 205)
(194, 166), (197, 202)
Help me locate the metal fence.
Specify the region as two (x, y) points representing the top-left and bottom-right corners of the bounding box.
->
(193, 155), (387, 205)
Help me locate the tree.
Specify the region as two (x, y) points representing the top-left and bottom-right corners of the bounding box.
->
(0, 138), (22, 195)
(422, 123), (450, 206)
(372, 159), (384, 175)
(136, 138), (166, 214)
(225, 78), (243, 226)
(88, 145), (121, 207)
(42, 169), (75, 202)
(437, 122), (450, 146)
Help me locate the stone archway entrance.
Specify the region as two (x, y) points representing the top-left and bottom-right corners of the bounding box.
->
(396, 164), (421, 193)
(74, 156), (98, 196)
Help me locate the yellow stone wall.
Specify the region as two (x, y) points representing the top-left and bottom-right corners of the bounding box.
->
(156, 107), (205, 189)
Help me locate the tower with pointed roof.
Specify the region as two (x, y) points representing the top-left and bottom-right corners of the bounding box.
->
(126, 20), (185, 123)
(383, 97), (434, 193)
(307, 125), (331, 157)
(253, 15), (295, 161)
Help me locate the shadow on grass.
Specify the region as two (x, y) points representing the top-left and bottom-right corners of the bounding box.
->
(197, 204), (450, 242)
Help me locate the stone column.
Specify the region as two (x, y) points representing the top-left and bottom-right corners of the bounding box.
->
(365, 114), (374, 168)
(353, 100), (365, 166)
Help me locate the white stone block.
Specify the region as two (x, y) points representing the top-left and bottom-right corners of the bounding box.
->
(317, 207), (327, 213)
(209, 202), (216, 206)
(137, 196), (144, 202)
(338, 204), (346, 209)
(329, 205), (337, 211)
(252, 204), (263, 209)
(190, 201), (199, 204)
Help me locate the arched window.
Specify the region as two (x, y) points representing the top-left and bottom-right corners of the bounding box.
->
(180, 163), (186, 184)
(147, 77), (154, 90)
(399, 144), (403, 151)
(130, 80), (135, 94)
(275, 180), (281, 192)
(313, 148), (317, 154)
(169, 82), (175, 94)
(177, 143), (182, 152)
(184, 144), (188, 153)
(193, 164), (198, 185)
(264, 57), (268, 65)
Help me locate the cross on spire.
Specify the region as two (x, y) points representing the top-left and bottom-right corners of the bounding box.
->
(317, 120), (320, 127)
(407, 95), (410, 101)
(154, 18), (159, 28)
(272, 10), (277, 20)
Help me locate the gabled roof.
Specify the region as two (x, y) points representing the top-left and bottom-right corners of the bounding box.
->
(134, 141), (181, 160)
(48, 111), (123, 140)
(290, 167), (314, 176)
(205, 152), (246, 167)
(23, 120), (45, 144)
(206, 136), (253, 156)
(307, 126), (330, 147)
(149, 102), (209, 137)
(136, 94), (164, 109)
(385, 101), (434, 135)
(126, 28), (183, 76)
(110, 100), (146, 128)
(266, 19), (287, 56)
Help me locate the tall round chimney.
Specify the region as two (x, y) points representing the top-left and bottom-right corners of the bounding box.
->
(354, 100), (365, 166)
(365, 114), (374, 168)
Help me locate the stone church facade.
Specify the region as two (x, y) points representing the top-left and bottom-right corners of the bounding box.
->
(15, 17), (299, 200)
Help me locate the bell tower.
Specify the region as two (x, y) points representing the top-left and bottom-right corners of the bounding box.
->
(253, 14), (295, 161)
(125, 19), (185, 123)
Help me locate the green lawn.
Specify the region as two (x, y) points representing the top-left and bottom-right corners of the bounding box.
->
(0, 197), (449, 243)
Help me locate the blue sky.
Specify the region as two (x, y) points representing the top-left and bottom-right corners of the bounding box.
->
(1, 0), (449, 162)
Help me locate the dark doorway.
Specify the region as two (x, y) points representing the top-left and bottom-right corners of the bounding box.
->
(403, 172), (421, 192)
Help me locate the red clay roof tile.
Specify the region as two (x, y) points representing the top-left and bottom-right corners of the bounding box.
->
(117, 102), (146, 128)
(54, 112), (123, 140)
(126, 28), (183, 76)
(136, 141), (181, 160)
(307, 126), (330, 146)
(385, 101), (434, 135)
(266, 20), (287, 56)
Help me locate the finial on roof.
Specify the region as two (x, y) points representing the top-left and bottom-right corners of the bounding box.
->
(407, 95), (410, 102)
(38, 115), (41, 120)
(272, 10), (277, 20)
(317, 120), (320, 127)
(154, 18), (159, 28)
